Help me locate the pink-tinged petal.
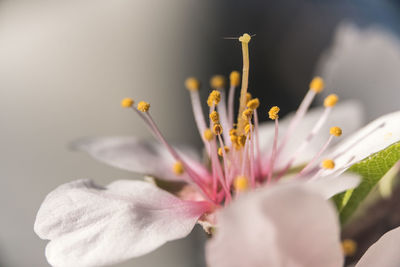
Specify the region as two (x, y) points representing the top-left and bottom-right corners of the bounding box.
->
(326, 110), (400, 173)
(259, 101), (364, 169)
(34, 179), (211, 267)
(306, 173), (360, 199)
(71, 136), (206, 181)
(356, 226), (400, 267)
(206, 184), (343, 267)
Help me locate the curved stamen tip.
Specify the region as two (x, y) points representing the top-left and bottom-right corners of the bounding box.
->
(324, 94), (339, 107)
(185, 77), (201, 92)
(207, 90), (221, 107)
(234, 176), (249, 192)
(210, 75), (226, 89)
(247, 98), (260, 110)
(209, 111), (219, 123)
(172, 161), (184, 175)
(321, 159), (335, 169)
(137, 101), (150, 112)
(204, 128), (214, 141)
(121, 98), (134, 108)
(213, 123), (223, 135)
(268, 106), (280, 120)
(342, 239), (357, 257)
(230, 71), (241, 87)
(244, 123), (253, 135)
(330, 126), (342, 137)
(239, 33), (251, 43)
(309, 76), (325, 93)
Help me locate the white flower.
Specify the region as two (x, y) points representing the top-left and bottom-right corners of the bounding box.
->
(34, 33), (400, 266)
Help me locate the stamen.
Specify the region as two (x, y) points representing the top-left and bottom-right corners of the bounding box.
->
(277, 100), (338, 178)
(297, 127), (342, 177)
(137, 101), (150, 112)
(342, 239), (357, 257)
(228, 71), (240, 126)
(309, 76), (325, 93)
(330, 126), (342, 137)
(185, 79), (210, 153)
(253, 110), (262, 176)
(236, 33), (251, 135)
(213, 123), (223, 135)
(268, 106), (280, 120)
(234, 175), (249, 192)
(184, 77), (201, 92)
(172, 161), (184, 175)
(207, 90), (221, 107)
(215, 88), (231, 143)
(209, 111), (219, 123)
(247, 98), (260, 110)
(204, 128), (214, 141)
(277, 77), (325, 156)
(242, 109), (253, 120)
(322, 159), (335, 169)
(121, 98), (134, 108)
(216, 134), (232, 202)
(210, 75), (226, 89)
(218, 146), (230, 157)
(324, 94), (339, 107)
(267, 106), (280, 183)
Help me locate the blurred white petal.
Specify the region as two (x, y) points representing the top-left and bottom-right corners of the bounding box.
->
(34, 179), (210, 267)
(356, 226), (400, 267)
(206, 183), (343, 267)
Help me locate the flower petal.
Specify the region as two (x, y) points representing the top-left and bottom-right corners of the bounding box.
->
(71, 136), (205, 181)
(327, 110), (400, 173)
(306, 173), (360, 199)
(259, 100), (364, 169)
(206, 183), (343, 267)
(356, 226), (400, 267)
(34, 179), (211, 267)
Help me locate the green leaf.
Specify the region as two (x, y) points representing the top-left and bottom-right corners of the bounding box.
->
(334, 141), (400, 224)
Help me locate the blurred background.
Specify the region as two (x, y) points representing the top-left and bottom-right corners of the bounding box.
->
(0, 0), (399, 266)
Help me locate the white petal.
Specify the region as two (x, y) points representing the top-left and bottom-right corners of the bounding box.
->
(71, 136), (204, 181)
(326, 110), (400, 173)
(34, 179), (211, 267)
(206, 183), (343, 267)
(306, 173), (360, 199)
(259, 101), (364, 169)
(356, 226), (400, 267)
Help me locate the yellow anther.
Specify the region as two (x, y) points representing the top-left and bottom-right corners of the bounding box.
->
(234, 176), (249, 191)
(239, 33), (251, 43)
(203, 128), (214, 141)
(342, 239), (357, 257)
(324, 94), (339, 107)
(322, 159), (335, 169)
(230, 71), (241, 87)
(210, 75), (226, 89)
(309, 76), (325, 93)
(242, 109), (253, 120)
(230, 134), (238, 144)
(245, 123), (253, 135)
(209, 111), (219, 123)
(268, 106), (280, 120)
(237, 135), (246, 147)
(218, 146), (230, 157)
(172, 161), (184, 175)
(137, 101), (150, 112)
(330, 126), (342, 137)
(247, 98), (260, 110)
(121, 98), (134, 108)
(229, 129), (237, 136)
(207, 90), (221, 107)
(246, 92), (252, 103)
(213, 123), (223, 135)
(184, 77), (201, 92)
